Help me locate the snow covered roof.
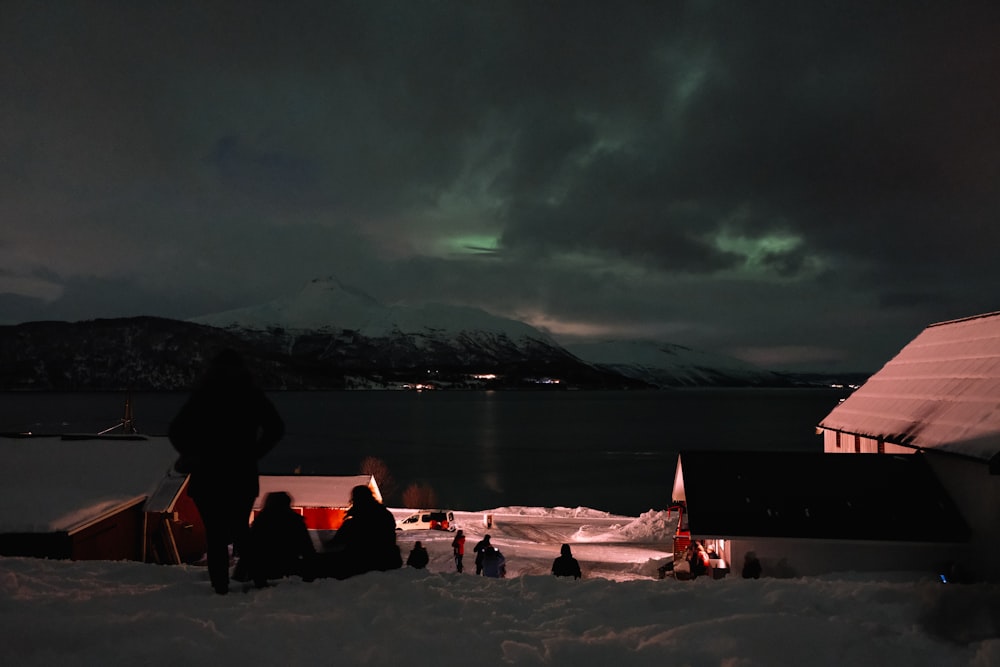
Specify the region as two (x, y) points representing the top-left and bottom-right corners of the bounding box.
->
(675, 451), (969, 542)
(0, 435), (176, 533)
(819, 311), (1000, 461)
(254, 474), (380, 509)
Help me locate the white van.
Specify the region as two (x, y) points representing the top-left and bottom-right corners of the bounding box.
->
(395, 510), (457, 532)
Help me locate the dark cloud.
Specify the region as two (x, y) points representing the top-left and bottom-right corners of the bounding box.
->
(2, 1), (999, 372)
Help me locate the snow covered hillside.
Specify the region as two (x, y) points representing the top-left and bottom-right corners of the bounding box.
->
(190, 277), (790, 388)
(564, 340), (788, 388)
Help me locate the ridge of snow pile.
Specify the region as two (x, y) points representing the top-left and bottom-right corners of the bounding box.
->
(572, 509), (678, 543)
(486, 506), (621, 519)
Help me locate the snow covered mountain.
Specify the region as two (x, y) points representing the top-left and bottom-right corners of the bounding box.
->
(193, 277), (555, 345)
(0, 279), (795, 390)
(192, 278), (789, 388)
(187, 278), (642, 389)
(563, 340), (789, 388)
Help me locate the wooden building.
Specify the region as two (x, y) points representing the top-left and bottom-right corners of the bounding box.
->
(0, 434), (177, 562)
(671, 450), (970, 579)
(818, 311), (1000, 582)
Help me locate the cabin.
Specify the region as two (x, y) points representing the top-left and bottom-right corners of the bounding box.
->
(671, 450), (970, 579)
(143, 472), (383, 563)
(252, 474), (383, 531)
(0, 434), (177, 561)
(817, 311), (1000, 582)
(0, 431), (388, 564)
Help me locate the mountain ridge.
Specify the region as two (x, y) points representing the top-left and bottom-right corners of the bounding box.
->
(0, 280), (815, 390)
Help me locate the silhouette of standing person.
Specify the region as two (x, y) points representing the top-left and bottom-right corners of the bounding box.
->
(481, 546), (506, 578)
(742, 551), (762, 579)
(551, 543), (582, 579)
(473, 534), (492, 575)
(451, 529), (466, 573)
(168, 349), (284, 595)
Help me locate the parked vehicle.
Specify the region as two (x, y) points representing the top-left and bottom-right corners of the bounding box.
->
(396, 510), (457, 531)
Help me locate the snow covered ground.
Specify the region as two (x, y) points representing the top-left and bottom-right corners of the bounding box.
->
(3, 506), (999, 666)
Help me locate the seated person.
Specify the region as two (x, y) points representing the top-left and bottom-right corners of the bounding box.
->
(316, 485), (402, 580)
(406, 541), (430, 569)
(246, 491), (316, 585)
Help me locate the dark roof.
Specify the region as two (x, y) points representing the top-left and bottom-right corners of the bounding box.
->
(678, 451), (970, 542)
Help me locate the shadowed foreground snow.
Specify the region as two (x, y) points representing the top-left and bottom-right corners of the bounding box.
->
(2, 507), (998, 666)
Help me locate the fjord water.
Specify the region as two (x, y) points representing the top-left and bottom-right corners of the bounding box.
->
(2, 389), (847, 515)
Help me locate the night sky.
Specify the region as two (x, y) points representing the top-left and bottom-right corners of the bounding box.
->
(2, 1), (998, 372)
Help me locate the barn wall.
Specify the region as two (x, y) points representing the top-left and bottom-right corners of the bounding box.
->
(924, 453), (1000, 582)
(70, 499), (146, 561)
(170, 488), (207, 562)
(728, 537), (968, 579)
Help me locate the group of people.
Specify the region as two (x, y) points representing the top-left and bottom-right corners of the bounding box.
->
(233, 483), (404, 588)
(445, 531), (508, 578)
(169, 350), (584, 594)
(449, 531), (580, 579)
(169, 350), (402, 594)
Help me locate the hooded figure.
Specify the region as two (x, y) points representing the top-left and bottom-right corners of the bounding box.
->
(168, 349), (284, 595)
(480, 546), (506, 578)
(742, 551), (762, 579)
(406, 541), (429, 569)
(246, 491), (316, 585)
(320, 485), (402, 579)
(551, 543), (582, 579)
(473, 534), (492, 575)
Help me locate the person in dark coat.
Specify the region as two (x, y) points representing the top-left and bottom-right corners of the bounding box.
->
(481, 546), (506, 578)
(318, 485), (402, 580)
(246, 491), (316, 586)
(473, 534), (492, 575)
(551, 543), (582, 579)
(451, 529), (466, 573)
(406, 541), (429, 569)
(741, 551), (762, 579)
(168, 349), (284, 595)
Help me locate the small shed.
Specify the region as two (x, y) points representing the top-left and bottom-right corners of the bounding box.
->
(0, 434), (176, 561)
(252, 474), (383, 530)
(672, 450), (970, 578)
(818, 310), (1000, 581)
